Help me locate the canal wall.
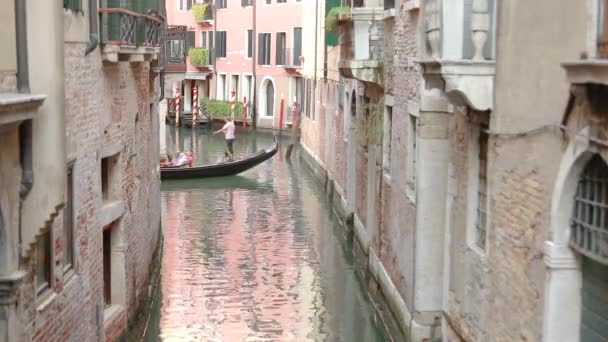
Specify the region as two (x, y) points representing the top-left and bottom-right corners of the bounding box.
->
(297, 142), (422, 342)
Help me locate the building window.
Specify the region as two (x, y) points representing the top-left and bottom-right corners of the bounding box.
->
(278, 0), (286, 3)
(64, 162), (75, 272)
(383, 106), (393, 174)
(216, 0), (227, 9)
(276, 32), (286, 65)
(246, 30), (253, 58)
(218, 74), (227, 101)
(244, 75), (253, 102)
(215, 31), (227, 58)
(266, 0), (271, 4)
(103, 227), (112, 305)
(406, 114), (417, 196)
(231, 74), (240, 100)
(100, 154), (119, 203)
(258, 33), (271, 65)
(304, 79), (311, 118)
(63, 0), (82, 11)
(570, 155), (608, 261)
(187, 0), (193, 10)
(598, 0), (608, 57)
(35, 230), (52, 295)
(475, 122), (489, 249)
(201, 31), (213, 50)
(242, 0), (252, 6)
(293, 27), (302, 66)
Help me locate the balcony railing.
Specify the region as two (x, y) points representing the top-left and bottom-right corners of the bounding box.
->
(276, 48), (302, 68)
(161, 25), (187, 71)
(99, 8), (162, 46)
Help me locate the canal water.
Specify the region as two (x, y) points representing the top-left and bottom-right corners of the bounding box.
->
(144, 126), (392, 341)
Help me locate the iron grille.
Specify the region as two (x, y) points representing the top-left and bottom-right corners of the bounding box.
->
(570, 155), (608, 264)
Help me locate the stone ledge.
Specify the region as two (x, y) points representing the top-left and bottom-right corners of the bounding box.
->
(99, 200), (124, 227)
(339, 60), (384, 88)
(102, 44), (160, 63)
(562, 59), (608, 86)
(417, 59), (495, 111)
(0, 93), (46, 127)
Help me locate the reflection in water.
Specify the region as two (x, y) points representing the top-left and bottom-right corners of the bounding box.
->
(149, 127), (389, 341)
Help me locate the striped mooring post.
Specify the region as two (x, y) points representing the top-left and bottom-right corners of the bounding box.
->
(174, 85), (180, 126)
(192, 81), (198, 126)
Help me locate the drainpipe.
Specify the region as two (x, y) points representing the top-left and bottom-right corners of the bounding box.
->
(84, 0), (99, 56)
(15, 0), (33, 262)
(251, 0), (257, 129)
(313, 0), (319, 116)
(15, 0), (29, 93)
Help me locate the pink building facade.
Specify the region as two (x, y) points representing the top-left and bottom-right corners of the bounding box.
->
(164, 0), (303, 129)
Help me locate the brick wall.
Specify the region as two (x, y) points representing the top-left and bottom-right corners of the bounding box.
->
(14, 42), (161, 342)
(376, 8), (421, 308)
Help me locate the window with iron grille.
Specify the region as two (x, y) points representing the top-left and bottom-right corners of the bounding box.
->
(64, 0), (82, 11)
(476, 121), (489, 249)
(570, 155), (608, 263)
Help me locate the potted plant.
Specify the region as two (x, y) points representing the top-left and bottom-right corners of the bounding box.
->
(326, 6), (352, 33)
(188, 48), (210, 67)
(192, 4), (211, 23)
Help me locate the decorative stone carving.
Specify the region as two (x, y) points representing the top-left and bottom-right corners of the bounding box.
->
(425, 0), (441, 59)
(471, 0), (490, 61)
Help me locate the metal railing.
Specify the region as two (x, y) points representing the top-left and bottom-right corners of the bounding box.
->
(99, 8), (162, 46)
(276, 48), (302, 67)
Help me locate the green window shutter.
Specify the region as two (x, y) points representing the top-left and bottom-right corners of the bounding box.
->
(325, 0), (341, 47)
(186, 31), (196, 49)
(64, 0), (82, 11)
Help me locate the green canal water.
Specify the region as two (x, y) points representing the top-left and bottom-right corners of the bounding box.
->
(144, 126), (393, 341)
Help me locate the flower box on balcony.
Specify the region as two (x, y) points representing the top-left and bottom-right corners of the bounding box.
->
(326, 7), (352, 33)
(192, 4), (213, 24)
(188, 48), (213, 68)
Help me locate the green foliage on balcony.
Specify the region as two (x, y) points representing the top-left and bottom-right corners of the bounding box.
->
(188, 48), (210, 66)
(201, 99), (244, 119)
(325, 6), (351, 33)
(192, 4), (211, 22)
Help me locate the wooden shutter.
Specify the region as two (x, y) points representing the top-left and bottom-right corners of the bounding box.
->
(186, 31), (196, 49)
(293, 28), (302, 65)
(258, 34), (264, 64)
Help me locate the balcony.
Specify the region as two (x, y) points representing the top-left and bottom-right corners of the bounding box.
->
(99, 8), (163, 63)
(276, 48), (302, 72)
(337, 0), (384, 88)
(161, 26), (187, 73)
(188, 48), (215, 70)
(416, 0), (496, 111)
(562, 0), (608, 86)
(192, 3), (213, 25)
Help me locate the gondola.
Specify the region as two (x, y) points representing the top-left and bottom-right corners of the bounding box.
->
(160, 137), (278, 180)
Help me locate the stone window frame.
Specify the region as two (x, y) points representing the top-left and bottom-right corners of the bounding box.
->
(542, 127), (606, 342)
(466, 113), (490, 255)
(63, 160), (76, 276)
(382, 97), (393, 177)
(406, 101), (419, 202)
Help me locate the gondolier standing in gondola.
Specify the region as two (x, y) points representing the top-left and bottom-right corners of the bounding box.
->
(213, 117), (236, 160)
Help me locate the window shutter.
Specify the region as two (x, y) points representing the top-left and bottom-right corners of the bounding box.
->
(258, 34), (264, 64)
(293, 28), (302, 65)
(186, 31), (196, 49)
(209, 31), (214, 49)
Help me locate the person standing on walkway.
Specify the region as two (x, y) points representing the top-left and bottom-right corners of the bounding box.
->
(213, 118), (236, 160)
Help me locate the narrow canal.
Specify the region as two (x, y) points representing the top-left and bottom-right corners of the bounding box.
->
(144, 126), (392, 341)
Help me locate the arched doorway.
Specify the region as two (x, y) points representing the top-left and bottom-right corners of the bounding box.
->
(266, 81), (274, 117)
(259, 77), (276, 118)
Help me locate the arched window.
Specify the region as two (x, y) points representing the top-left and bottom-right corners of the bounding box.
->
(570, 154), (608, 262)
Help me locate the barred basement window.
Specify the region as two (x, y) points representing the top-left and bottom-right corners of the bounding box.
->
(570, 155), (608, 263)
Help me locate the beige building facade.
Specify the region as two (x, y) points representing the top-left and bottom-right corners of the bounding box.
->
(300, 0), (608, 341)
(0, 0), (164, 340)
